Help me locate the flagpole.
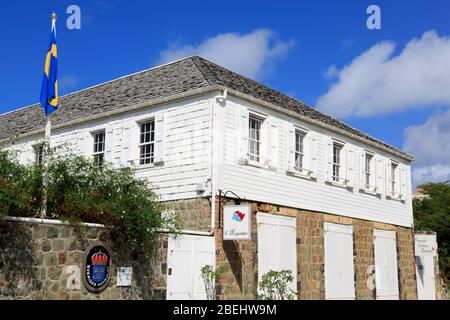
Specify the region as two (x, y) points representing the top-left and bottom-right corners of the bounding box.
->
(41, 12), (57, 218)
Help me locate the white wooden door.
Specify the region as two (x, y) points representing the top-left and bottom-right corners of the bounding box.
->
(374, 229), (399, 300)
(166, 235), (215, 300)
(416, 255), (436, 300)
(257, 213), (297, 294)
(324, 222), (355, 300)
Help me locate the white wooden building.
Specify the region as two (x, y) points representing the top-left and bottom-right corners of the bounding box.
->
(0, 56), (416, 300)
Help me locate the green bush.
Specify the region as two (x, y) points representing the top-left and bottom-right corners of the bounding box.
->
(200, 264), (225, 300)
(0, 149), (177, 256)
(256, 270), (297, 300)
(413, 182), (450, 283)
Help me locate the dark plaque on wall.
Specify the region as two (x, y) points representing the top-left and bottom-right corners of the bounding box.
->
(82, 243), (111, 293)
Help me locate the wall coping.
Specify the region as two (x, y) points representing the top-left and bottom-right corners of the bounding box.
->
(4, 216), (110, 229)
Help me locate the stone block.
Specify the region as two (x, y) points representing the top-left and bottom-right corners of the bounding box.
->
(44, 253), (57, 266)
(45, 226), (59, 239)
(52, 239), (65, 252)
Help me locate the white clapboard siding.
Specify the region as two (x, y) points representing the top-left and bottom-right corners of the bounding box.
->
(218, 98), (413, 227)
(3, 96), (213, 202)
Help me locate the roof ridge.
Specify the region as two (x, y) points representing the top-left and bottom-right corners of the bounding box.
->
(0, 55), (200, 119)
(190, 56), (213, 86)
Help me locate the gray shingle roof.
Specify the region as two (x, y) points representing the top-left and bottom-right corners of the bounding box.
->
(0, 56), (411, 160)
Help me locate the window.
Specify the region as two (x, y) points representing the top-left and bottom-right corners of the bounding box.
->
(295, 130), (305, 170)
(93, 131), (105, 167)
(391, 162), (398, 196)
(34, 144), (44, 165)
(332, 143), (343, 182)
(249, 116), (262, 162)
(139, 120), (155, 165)
(365, 153), (373, 189)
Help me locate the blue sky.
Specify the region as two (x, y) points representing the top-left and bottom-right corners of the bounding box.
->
(1, 0), (449, 186)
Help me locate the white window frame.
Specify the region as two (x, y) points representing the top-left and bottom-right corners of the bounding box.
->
(332, 142), (345, 184)
(294, 129), (306, 171)
(248, 115), (262, 163)
(92, 130), (106, 167)
(390, 162), (400, 199)
(33, 143), (44, 165)
(138, 119), (155, 166)
(364, 152), (376, 190)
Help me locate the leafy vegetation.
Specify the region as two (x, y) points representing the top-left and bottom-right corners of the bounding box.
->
(413, 182), (450, 283)
(0, 149), (177, 256)
(256, 270), (297, 300)
(200, 264), (225, 300)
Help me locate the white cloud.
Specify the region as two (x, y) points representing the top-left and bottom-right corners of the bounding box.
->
(158, 29), (295, 80)
(59, 75), (79, 91)
(323, 65), (339, 80)
(317, 30), (450, 118)
(403, 109), (450, 187)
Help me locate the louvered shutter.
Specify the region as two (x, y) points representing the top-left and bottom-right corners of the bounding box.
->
(240, 109), (249, 161)
(346, 147), (355, 188)
(386, 162), (392, 197)
(359, 151), (366, 189)
(154, 113), (165, 164)
(326, 138), (334, 182)
(309, 135), (318, 178)
(268, 121), (278, 168)
(375, 157), (384, 195)
(104, 128), (113, 163)
(287, 126), (296, 172)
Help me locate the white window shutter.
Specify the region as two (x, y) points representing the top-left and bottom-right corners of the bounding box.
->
(376, 157), (384, 195)
(287, 127), (295, 172)
(154, 113), (165, 164)
(309, 135), (318, 178)
(359, 151), (365, 189)
(346, 147), (355, 188)
(105, 128), (113, 163)
(386, 162), (392, 196)
(121, 125), (134, 166)
(240, 109), (249, 161)
(326, 138), (333, 181)
(400, 166), (407, 201)
(78, 131), (92, 159)
(268, 121), (278, 168)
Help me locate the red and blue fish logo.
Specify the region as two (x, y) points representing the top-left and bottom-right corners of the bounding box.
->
(232, 210), (246, 222)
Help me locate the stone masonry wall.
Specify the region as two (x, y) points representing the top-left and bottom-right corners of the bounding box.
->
(164, 197), (211, 232)
(0, 221), (168, 300)
(353, 220), (376, 299)
(215, 197), (418, 300)
(397, 227), (418, 300)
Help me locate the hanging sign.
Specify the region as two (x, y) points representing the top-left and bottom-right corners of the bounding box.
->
(82, 243), (112, 293)
(223, 205), (251, 240)
(414, 234), (438, 257)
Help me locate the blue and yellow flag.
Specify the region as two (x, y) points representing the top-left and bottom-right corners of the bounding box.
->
(40, 17), (58, 117)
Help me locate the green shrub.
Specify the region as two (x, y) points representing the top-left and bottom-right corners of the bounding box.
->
(0, 149), (177, 256)
(200, 264), (225, 300)
(256, 270), (297, 300)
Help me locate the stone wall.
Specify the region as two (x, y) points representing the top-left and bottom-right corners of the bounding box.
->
(215, 197), (418, 300)
(164, 197), (212, 232)
(0, 220), (168, 300)
(397, 227), (418, 300)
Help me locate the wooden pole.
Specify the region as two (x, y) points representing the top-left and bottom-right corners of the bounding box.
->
(41, 13), (57, 218)
(40, 118), (52, 218)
